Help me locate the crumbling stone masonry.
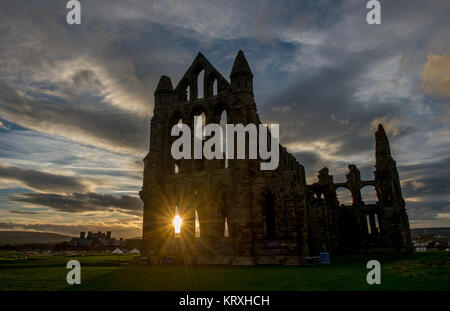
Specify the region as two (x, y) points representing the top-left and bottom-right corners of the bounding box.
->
(140, 51), (412, 265)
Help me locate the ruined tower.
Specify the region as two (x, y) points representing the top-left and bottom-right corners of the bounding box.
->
(373, 124), (412, 251)
(140, 51), (309, 265)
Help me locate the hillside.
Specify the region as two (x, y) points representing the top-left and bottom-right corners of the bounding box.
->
(0, 231), (73, 245)
(411, 227), (450, 238)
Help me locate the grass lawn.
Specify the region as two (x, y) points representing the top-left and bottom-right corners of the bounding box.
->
(0, 251), (448, 291)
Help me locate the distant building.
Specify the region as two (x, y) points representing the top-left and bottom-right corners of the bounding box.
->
(417, 234), (434, 242)
(68, 231), (125, 250)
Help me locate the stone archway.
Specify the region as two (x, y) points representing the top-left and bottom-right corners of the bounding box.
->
(335, 186), (353, 206)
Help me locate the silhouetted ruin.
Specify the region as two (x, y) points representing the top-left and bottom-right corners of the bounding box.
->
(140, 51), (412, 265)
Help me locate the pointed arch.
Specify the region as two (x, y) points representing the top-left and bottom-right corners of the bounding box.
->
(217, 107), (229, 168)
(197, 69), (205, 99)
(168, 111), (185, 175)
(168, 109), (185, 126)
(190, 104), (209, 123)
(206, 71), (221, 98)
(213, 79), (218, 96)
(195, 209), (201, 238)
(217, 189), (231, 238)
(260, 187), (278, 240)
(336, 186), (353, 206)
(365, 213), (380, 235)
(177, 78), (191, 101)
(213, 101), (231, 120)
(192, 189), (207, 239)
(174, 53), (230, 102)
(361, 185), (378, 205)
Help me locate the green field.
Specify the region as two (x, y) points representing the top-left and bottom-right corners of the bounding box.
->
(0, 251), (448, 291)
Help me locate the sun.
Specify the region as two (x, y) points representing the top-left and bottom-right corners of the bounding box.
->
(173, 215), (182, 234)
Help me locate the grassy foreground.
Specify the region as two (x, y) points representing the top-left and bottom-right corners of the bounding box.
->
(0, 251), (448, 291)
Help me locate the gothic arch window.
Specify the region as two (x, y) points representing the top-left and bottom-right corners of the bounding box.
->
(336, 187), (353, 206)
(174, 160), (182, 174)
(190, 105), (208, 124)
(174, 205), (181, 238)
(194, 112), (206, 131)
(374, 213), (380, 233)
(213, 79), (218, 96)
(206, 72), (219, 98)
(224, 217), (230, 237)
(178, 79), (191, 101)
(263, 191), (276, 240)
(361, 185), (378, 205)
(189, 105), (207, 169)
(193, 190), (206, 239)
(366, 213), (380, 235)
(168, 115), (184, 175)
(219, 110), (228, 168)
(218, 191), (230, 237)
(197, 69), (205, 99)
(213, 101), (230, 120)
(195, 209), (200, 238)
(366, 215), (371, 234)
(193, 111), (206, 172)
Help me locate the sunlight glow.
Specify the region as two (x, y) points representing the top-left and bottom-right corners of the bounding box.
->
(224, 217), (229, 237)
(195, 209), (200, 238)
(173, 215), (182, 234)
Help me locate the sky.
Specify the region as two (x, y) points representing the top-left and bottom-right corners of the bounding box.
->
(0, 0), (449, 238)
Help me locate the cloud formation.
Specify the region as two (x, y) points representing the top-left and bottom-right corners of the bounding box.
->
(0, 82), (149, 154)
(0, 0), (448, 233)
(0, 165), (93, 194)
(10, 192), (143, 216)
(420, 51), (450, 98)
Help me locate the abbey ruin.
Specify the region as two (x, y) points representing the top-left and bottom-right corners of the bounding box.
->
(139, 51), (412, 265)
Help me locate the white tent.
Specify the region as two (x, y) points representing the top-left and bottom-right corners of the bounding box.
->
(129, 248), (140, 254)
(112, 248), (124, 254)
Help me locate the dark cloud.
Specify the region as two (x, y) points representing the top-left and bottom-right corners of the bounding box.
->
(0, 82), (149, 154)
(292, 151), (325, 179)
(406, 201), (449, 221)
(9, 210), (40, 215)
(400, 156), (450, 200)
(10, 192), (143, 216)
(257, 0), (449, 166)
(0, 165), (91, 193)
(261, 48), (407, 158)
(0, 1), (188, 155)
(0, 0), (448, 229)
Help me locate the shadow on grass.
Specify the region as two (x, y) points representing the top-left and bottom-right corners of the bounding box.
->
(66, 253), (450, 291)
(2, 252), (447, 291)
